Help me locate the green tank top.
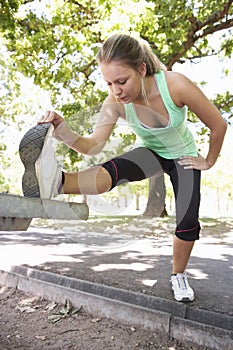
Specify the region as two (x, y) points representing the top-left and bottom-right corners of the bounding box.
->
(124, 70), (198, 159)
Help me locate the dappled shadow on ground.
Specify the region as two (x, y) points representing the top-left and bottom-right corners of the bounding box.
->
(24, 248), (233, 315)
(200, 217), (233, 239)
(0, 216), (233, 316)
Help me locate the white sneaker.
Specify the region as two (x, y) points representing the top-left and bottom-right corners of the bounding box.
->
(19, 123), (63, 199)
(170, 272), (195, 302)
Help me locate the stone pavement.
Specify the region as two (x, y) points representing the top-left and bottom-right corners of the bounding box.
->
(0, 216), (232, 349)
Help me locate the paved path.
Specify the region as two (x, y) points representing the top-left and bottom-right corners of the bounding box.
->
(0, 218), (232, 349)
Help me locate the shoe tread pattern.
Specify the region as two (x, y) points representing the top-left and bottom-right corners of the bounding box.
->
(19, 123), (51, 197)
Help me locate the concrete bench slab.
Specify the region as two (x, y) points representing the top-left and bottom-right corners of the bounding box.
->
(0, 193), (89, 231)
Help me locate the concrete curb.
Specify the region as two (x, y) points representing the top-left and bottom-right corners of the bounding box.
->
(0, 267), (232, 350)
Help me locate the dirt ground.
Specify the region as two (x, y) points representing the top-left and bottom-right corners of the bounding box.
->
(0, 286), (211, 350)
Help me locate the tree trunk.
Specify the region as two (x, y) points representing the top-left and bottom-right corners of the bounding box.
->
(143, 174), (168, 218)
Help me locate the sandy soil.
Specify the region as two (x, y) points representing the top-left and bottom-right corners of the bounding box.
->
(0, 286), (211, 350)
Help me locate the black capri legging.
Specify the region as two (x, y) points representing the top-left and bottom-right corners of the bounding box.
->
(101, 147), (201, 241)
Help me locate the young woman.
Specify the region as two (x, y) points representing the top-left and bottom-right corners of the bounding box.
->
(19, 34), (227, 302)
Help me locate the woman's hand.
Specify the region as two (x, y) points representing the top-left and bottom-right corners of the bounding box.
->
(37, 110), (64, 129)
(38, 110), (80, 148)
(178, 154), (210, 170)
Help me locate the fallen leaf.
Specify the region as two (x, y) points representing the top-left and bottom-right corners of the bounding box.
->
(48, 314), (63, 324)
(65, 299), (72, 312)
(91, 317), (102, 323)
(15, 306), (36, 313)
(48, 300), (82, 324)
(46, 302), (57, 311)
(71, 306), (82, 316)
(35, 335), (46, 341)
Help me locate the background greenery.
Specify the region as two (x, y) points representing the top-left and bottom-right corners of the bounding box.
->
(0, 0), (233, 216)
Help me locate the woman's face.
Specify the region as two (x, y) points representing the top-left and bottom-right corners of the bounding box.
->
(100, 61), (145, 104)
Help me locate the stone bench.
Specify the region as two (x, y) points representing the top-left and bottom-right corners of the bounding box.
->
(0, 193), (89, 231)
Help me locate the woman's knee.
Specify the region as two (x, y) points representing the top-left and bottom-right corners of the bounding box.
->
(175, 222), (201, 241)
(96, 166), (113, 193)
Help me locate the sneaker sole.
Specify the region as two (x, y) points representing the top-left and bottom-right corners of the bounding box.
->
(19, 123), (53, 197)
(174, 296), (195, 302)
(171, 287), (195, 302)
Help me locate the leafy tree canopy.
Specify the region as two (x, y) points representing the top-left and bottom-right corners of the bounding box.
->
(0, 0), (233, 196)
(1, 0), (232, 108)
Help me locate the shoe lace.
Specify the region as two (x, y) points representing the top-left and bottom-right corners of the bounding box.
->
(177, 274), (188, 290)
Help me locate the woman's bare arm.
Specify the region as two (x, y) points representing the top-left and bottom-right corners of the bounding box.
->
(167, 72), (227, 170)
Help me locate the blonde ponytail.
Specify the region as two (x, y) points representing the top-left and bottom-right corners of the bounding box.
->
(97, 34), (166, 76)
(139, 38), (167, 75)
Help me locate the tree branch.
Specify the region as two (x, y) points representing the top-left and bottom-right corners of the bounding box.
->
(200, 18), (233, 37)
(167, 1), (233, 69)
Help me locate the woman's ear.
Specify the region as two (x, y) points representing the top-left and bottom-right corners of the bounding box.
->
(138, 62), (147, 77)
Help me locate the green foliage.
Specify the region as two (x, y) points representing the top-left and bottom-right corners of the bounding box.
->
(1, 0), (232, 111)
(0, 48), (20, 122)
(0, 141), (10, 192)
(213, 91), (233, 122)
(0, 0), (233, 194)
(2, 0), (232, 95)
(0, 0), (21, 34)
